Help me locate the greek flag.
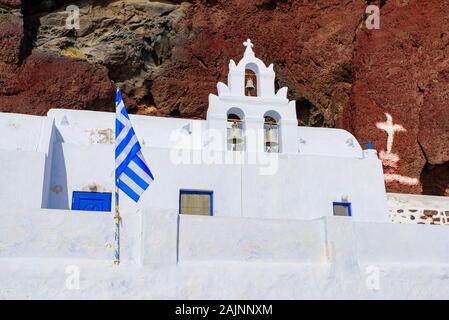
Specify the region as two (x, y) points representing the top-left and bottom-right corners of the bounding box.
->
(115, 88), (154, 202)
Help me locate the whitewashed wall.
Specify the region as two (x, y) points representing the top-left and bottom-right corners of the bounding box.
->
(113, 148), (388, 222)
(0, 113), (45, 151)
(2, 208), (449, 266)
(355, 222), (449, 263)
(0, 113), (56, 210)
(0, 208), (141, 261)
(48, 143), (115, 209)
(48, 109), (202, 151)
(241, 154), (388, 222)
(0, 151), (46, 209)
(0, 109), (388, 222)
(179, 215), (326, 263)
(1, 208), (449, 299)
(387, 192), (449, 210)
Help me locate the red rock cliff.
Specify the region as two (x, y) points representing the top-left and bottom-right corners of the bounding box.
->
(0, 0), (447, 196)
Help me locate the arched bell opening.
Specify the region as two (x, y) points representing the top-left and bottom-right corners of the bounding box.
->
(227, 109), (245, 151)
(245, 63), (259, 97)
(264, 111), (281, 153)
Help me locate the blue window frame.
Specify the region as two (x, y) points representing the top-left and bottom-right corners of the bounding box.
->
(72, 191), (112, 212)
(333, 202), (352, 217)
(179, 190), (213, 216)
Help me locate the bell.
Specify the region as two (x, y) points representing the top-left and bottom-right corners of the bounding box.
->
(227, 121), (243, 145)
(265, 125), (279, 148)
(245, 78), (255, 90)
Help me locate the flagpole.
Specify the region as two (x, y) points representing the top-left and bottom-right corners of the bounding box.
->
(114, 87), (153, 265)
(114, 180), (121, 265)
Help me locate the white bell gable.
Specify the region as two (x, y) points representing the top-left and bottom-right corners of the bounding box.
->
(207, 39), (298, 153)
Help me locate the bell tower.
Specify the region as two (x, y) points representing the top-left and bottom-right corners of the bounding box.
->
(206, 39), (298, 153)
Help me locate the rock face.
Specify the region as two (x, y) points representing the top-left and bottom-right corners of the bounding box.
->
(0, 52), (115, 114)
(0, 0), (115, 115)
(28, 0), (191, 114)
(0, 13), (22, 65)
(0, 12), (22, 97)
(157, 0), (364, 122)
(0, 0), (21, 8)
(346, 0), (449, 195)
(0, 0), (447, 196)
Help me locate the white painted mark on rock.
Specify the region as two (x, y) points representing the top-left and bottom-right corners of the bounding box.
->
(376, 113), (419, 186)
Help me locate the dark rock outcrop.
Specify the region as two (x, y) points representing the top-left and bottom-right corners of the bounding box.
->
(29, 0), (191, 114)
(0, 1), (115, 115)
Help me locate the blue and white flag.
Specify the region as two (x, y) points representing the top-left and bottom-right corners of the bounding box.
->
(115, 88), (154, 202)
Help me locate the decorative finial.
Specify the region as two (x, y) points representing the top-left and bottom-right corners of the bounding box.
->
(243, 39), (254, 57)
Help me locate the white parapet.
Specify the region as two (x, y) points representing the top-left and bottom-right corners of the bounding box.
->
(363, 149), (378, 159)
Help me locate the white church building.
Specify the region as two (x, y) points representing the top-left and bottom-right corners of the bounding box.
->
(0, 40), (449, 299)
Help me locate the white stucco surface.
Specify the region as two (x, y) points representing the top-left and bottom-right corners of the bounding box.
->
(355, 222), (449, 264)
(387, 192), (449, 210)
(179, 215), (326, 263)
(0, 113), (45, 151)
(0, 150), (46, 210)
(1, 208), (449, 299)
(0, 107), (387, 221)
(297, 127), (363, 158)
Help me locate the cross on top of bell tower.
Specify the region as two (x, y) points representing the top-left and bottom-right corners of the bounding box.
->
(243, 39), (255, 57)
(212, 38), (289, 100)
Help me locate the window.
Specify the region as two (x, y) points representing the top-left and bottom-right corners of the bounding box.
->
(179, 190), (213, 216)
(72, 191), (112, 212)
(333, 202), (352, 217)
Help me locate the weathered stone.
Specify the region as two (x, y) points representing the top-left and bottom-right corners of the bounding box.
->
(152, 78), (216, 118)
(418, 72), (449, 165)
(0, 0), (21, 9)
(0, 51), (115, 115)
(346, 0), (449, 194)
(0, 13), (22, 64)
(421, 161), (449, 196)
(30, 0), (191, 111)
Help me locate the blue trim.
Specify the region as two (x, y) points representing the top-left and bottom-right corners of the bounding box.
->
(115, 128), (135, 157)
(118, 179), (140, 202)
(115, 119), (125, 137)
(115, 142), (141, 178)
(72, 191), (112, 212)
(179, 189), (213, 216)
(124, 167), (149, 190)
(116, 88), (122, 105)
(121, 105), (130, 119)
(132, 154), (154, 180)
(333, 202), (352, 217)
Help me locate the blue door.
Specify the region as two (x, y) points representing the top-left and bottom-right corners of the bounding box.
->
(72, 191), (112, 212)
